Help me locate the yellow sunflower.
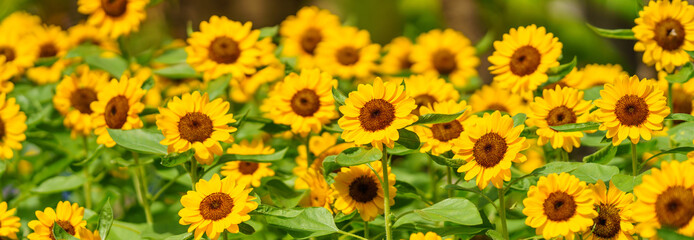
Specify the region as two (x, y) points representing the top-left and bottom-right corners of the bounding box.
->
(67, 23), (119, 52)
(0, 11), (41, 38)
(332, 161), (396, 221)
(263, 68), (337, 136)
(563, 64), (627, 90)
(179, 174), (258, 240)
(633, 0), (694, 73)
(528, 86), (592, 152)
(27, 201), (87, 240)
(583, 180), (635, 240)
(229, 38), (284, 103)
(403, 75), (460, 116)
(595, 75), (670, 146)
(295, 167), (335, 212)
(452, 111), (529, 189)
(220, 139), (275, 187)
(0, 25), (37, 90)
(410, 28), (479, 87)
(657, 72), (694, 116)
(415, 100), (472, 155)
(26, 25), (70, 85)
(0, 201), (20, 239)
(0, 93), (26, 160)
(338, 77), (418, 150)
(380, 37), (414, 75)
(279, 6), (341, 70)
(91, 76), (146, 147)
(523, 173), (598, 240)
(53, 67), (110, 138)
(409, 232), (448, 240)
(157, 91), (236, 165)
(77, 229), (101, 240)
(293, 132), (354, 180)
(77, 0), (148, 38)
(315, 26), (381, 80)
(633, 160), (694, 238)
(186, 16), (261, 81)
(469, 85), (525, 115)
(488, 24), (563, 98)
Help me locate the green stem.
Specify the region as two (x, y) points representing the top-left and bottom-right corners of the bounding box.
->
(561, 149), (569, 162)
(497, 187), (509, 240)
(428, 159), (437, 202)
(667, 82), (675, 160)
(82, 137), (92, 209)
(190, 158), (199, 190)
(151, 172), (185, 202)
(364, 220), (369, 239)
(305, 134), (313, 168)
(223, 231), (229, 240)
(381, 148), (392, 240)
(447, 167), (453, 198)
(337, 230), (369, 240)
(631, 143), (638, 176)
(132, 152), (153, 226)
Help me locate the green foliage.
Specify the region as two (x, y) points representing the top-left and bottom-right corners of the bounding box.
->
(263, 207), (339, 238)
(586, 24), (636, 39)
(410, 110), (466, 126)
(108, 129), (168, 155)
(550, 122), (600, 132)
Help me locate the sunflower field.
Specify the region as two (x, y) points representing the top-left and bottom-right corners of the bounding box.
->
(3, 0), (694, 239)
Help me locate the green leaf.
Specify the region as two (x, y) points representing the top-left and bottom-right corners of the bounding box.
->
(571, 163), (620, 184)
(582, 144), (618, 164)
(658, 228), (694, 239)
(34, 175), (86, 194)
(486, 230), (505, 240)
(163, 233), (192, 240)
(427, 154), (463, 168)
(612, 173), (646, 193)
(205, 74), (231, 100)
(532, 162), (583, 175)
(141, 107), (158, 116)
(98, 199), (114, 240)
(141, 76), (155, 90)
(644, 147), (694, 163)
(0, 160), (4, 177)
(512, 113), (527, 127)
(85, 55), (129, 78)
(153, 48), (187, 65)
(550, 122), (600, 132)
(394, 181), (430, 204)
(217, 148), (288, 163)
(409, 110), (466, 126)
(475, 30), (494, 55)
(665, 113), (694, 122)
(265, 178), (307, 209)
(73, 145), (105, 166)
(520, 126), (539, 138)
(107, 129), (167, 155)
(396, 128), (420, 149)
(332, 87), (347, 106)
(265, 207), (339, 239)
(160, 150), (195, 167)
(414, 198), (483, 225)
(53, 223), (80, 240)
(66, 44), (103, 58)
(665, 62), (694, 83)
(668, 122), (694, 144)
(586, 24), (636, 40)
(322, 155), (340, 176)
(545, 56), (577, 85)
(238, 222), (255, 235)
(335, 147), (382, 166)
(259, 25), (279, 39)
(35, 56), (59, 67)
(152, 63), (199, 79)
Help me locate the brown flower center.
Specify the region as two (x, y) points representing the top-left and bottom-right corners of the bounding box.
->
(336, 46), (360, 65)
(509, 46), (541, 76)
(431, 120), (463, 142)
(654, 18), (686, 51)
(412, 94), (437, 116)
(199, 192), (234, 221)
(238, 161), (259, 175)
(358, 99), (396, 132)
(178, 112), (214, 143)
(0, 119), (4, 140)
(101, 0), (128, 17)
(104, 96), (129, 129)
(39, 43), (58, 58)
(349, 175), (379, 203)
(400, 54), (413, 70)
(543, 191), (577, 221)
(672, 89), (693, 115)
(432, 49), (456, 75)
(0, 47), (16, 62)
(209, 37), (240, 64)
(70, 88), (98, 114)
(615, 95), (649, 126)
(592, 203), (622, 239)
(487, 103), (509, 113)
(290, 89), (320, 117)
(301, 28), (322, 55)
(52, 220), (76, 239)
(655, 186), (694, 228)
(546, 106), (577, 127)
(472, 133), (508, 168)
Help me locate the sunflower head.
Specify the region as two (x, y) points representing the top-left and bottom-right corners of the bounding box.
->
(0, 201), (20, 239)
(469, 85), (525, 115)
(0, 23), (38, 88)
(78, 229), (101, 240)
(295, 167), (335, 213)
(0, 93), (27, 160)
(633, 0), (694, 72)
(403, 75), (460, 116)
(27, 201), (87, 240)
(293, 132), (355, 179)
(279, 6), (341, 69)
(338, 77), (418, 150)
(77, 0), (148, 38)
(410, 28), (479, 87)
(528, 85), (592, 152)
(562, 64), (627, 90)
(380, 37), (414, 75)
(67, 23), (119, 52)
(315, 26), (381, 80)
(53, 67), (109, 138)
(415, 100), (472, 155)
(220, 139), (275, 187)
(583, 180), (635, 240)
(91, 75), (147, 147)
(332, 161), (396, 221)
(409, 232), (447, 240)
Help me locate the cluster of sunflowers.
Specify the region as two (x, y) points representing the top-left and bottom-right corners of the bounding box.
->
(1, 0), (694, 240)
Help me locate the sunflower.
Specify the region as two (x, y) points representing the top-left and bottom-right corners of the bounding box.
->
(563, 64), (627, 90)
(295, 168), (335, 212)
(403, 75), (460, 116)
(293, 132), (354, 179)
(77, 0), (148, 38)
(78, 229), (101, 240)
(0, 25), (38, 91)
(415, 100), (472, 155)
(380, 37), (414, 75)
(332, 161), (396, 221)
(220, 139), (275, 187)
(186, 16), (261, 81)
(528, 86), (592, 152)
(157, 91), (236, 165)
(410, 29), (479, 87)
(0, 201), (20, 239)
(67, 23), (119, 52)
(0, 11), (41, 38)
(263, 68), (337, 136)
(27, 201), (87, 240)
(469, 85), (525, 115)
(633, 0), (694, 73)
(409, 232), (447, 240)
(0, 93), (26, 160)
(179, 174), (258, 240)
(315, 26), (381, 80)
(633, 160), (694, 238)
(656, 72), (694, 116)
(595, 75), (670, 146)
(583, 180), (635, 240)
(279, 6), (341, 70)
(229, 38), (284, 103)
(53, 67), (110, 138)
(523, 173), (597, 240)
(488, 24), (563, 98)
(452, 111), (529, 189)
(91, 76), (146, 147)
(338, 77), (418, 150)
(26, 25), (70, 85)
